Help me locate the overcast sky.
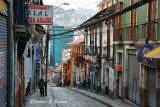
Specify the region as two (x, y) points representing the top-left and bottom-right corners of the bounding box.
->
(43, 0), (101, 11)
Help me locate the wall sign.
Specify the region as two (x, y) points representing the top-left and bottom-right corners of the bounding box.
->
(26, 5), (53, 24)
(135, 44), (158, 66)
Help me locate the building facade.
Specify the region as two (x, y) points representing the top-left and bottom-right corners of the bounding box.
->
(49, 26), (74, 66)
(75, 0), (160, 107)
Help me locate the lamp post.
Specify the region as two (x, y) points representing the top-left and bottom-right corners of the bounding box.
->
(45, 2), (69, 96)
(53, 2), (70, 10)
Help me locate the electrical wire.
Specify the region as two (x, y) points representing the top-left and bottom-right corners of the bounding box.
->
(49, 0), (153, 38)
(46, 1), (101, 5)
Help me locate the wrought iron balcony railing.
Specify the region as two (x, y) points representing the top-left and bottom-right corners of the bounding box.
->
(113, 29), (123, 41)
(126, 26), (137, 41)
(70, 51), (83, 58)
(142, 21), (157, 40)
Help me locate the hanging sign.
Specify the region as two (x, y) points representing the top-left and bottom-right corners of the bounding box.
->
(26, 5), (53, 25)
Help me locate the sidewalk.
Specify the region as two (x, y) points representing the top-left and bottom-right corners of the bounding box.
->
(24, 88), (56, 107)
(68, 87), (134, 107)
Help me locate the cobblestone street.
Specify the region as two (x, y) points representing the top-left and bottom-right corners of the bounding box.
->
(25, 87), (133, 107)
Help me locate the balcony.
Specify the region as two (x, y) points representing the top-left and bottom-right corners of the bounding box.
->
(142, 22), (157, 40)
(126, 26), (137, 41)
(114, 29), (123, 41)
(70, 51), (83, 58)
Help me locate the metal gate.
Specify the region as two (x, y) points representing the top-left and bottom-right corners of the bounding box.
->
(128, 54), (140, 104)
(147, 67), (156, 107)
(0, 15), (7, 107)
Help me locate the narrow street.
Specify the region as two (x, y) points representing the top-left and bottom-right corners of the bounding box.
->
(2, 0), (160, 107)
(25, 87), (108, 107)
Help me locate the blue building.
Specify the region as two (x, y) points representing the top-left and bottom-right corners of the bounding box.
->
(49, 26), (74, 66)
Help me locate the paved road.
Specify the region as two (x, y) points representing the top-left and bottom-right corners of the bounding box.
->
(49, 87), (108, 107)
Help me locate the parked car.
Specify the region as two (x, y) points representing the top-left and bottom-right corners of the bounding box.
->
(51, 83), (57, 87)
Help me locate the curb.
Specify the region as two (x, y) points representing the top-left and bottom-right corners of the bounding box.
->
(68, 88), (113, 107)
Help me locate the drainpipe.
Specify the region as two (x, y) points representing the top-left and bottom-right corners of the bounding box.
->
(7, 0), (13, 107)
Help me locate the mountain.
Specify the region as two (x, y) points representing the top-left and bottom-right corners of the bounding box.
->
(76, 7), (98, 16)
(52, 6), (98, 27)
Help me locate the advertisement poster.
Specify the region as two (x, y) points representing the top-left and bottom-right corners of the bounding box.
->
(135, 44), (158, 66)
(26, 5), (53, 24)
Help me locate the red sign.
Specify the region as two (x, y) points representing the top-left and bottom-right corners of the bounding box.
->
(115, 65), (122, 71)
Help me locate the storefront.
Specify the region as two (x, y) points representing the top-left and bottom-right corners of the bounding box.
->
(0, 0), (8, 106)
(136, 44), (160, 107)
(147, 67), (156, 107)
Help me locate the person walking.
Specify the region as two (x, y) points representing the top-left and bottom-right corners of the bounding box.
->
(44, 80), (47, 96)
(88, 78), (91, 90)
(83, 80), (86, 89)
(67, 80), (70, 87)
(76, 80), (80, 89)
(39, 76), (44, 97)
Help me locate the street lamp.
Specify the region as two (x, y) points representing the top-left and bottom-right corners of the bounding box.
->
(53, 2), (70, 10)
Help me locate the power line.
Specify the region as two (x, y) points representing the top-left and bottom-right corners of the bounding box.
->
(46, 1), (101, 5)
(49, 0), (153, 38)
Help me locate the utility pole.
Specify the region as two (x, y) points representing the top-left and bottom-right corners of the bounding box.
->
(45, 26), (49, 96)
(41, 37), (43, 76)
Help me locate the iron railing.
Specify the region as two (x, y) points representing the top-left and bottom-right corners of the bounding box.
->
(126, 26), (137, 41)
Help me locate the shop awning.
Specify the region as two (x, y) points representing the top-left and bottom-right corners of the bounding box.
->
(143, 47), (160, 58)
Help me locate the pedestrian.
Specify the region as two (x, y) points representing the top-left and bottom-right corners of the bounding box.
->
(83, 80), (86, 89)
(39, 76), (44, 97)
(88, 78), (91, 89)
(76, 80), (80, 89)
(67, 80), (70, 87)
(44, 80), (47, 96)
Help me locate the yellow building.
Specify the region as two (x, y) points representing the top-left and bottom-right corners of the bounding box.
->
(68, 38), (85, 86)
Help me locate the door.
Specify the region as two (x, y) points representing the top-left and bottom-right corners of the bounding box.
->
(0, 15), (7, 107)
(147, 67), (156, 107)
(128, 54), (140, 104)
(119, 73), (122, 97)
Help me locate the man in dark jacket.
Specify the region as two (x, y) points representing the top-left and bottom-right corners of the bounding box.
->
(39, 76), (44, 97)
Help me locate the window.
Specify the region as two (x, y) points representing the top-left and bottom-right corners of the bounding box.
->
(118, 53), (122, 65)
(113, 0), (116, 4)
(102, 5), (104, 10)
(131, 0), (137, 26)
(149, 0), (157, 21)
(107, 0), (110, 7)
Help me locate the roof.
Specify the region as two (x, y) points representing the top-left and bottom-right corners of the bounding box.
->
(68, 38), (84, 45)
(80, 4), (115, 27)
